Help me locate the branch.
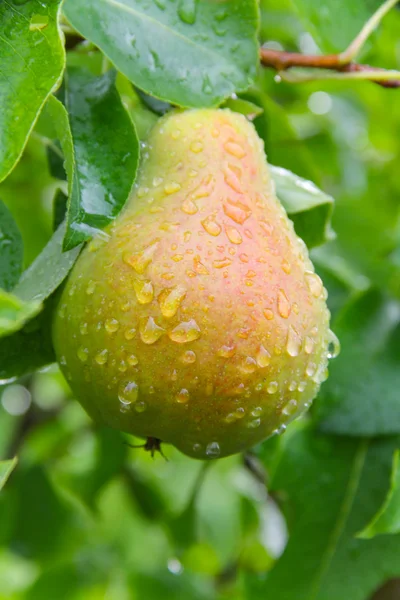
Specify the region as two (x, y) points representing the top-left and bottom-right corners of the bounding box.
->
(260, 49), (400, 88)
(260, 0), (400, 88)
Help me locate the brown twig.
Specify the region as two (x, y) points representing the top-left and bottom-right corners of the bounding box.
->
(260, 48), (400, 89)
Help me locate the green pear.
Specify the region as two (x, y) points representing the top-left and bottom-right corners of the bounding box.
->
(53, 109), (336, 459)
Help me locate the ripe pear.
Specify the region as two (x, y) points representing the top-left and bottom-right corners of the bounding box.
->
(53, 109), (335, 459)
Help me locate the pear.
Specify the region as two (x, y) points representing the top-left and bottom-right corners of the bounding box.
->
(53, 109), (335, 459)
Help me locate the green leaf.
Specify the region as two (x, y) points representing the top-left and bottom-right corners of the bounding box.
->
(53, 189), (68, 231)
(315, 289), (400, 436)
(0, 289), (41, 339)
(291, 0), (383, 53)
(0, 300), (56, 381)
(222, 98), (264, 119)
(0, 457), (17, 492)
(0, 0), (65, 182)
(257, 425), (400, 600)
(13, 222), (81, 304)
(270, 166), (334, 248)
(0, 200), (23, 291)
(47, 68), (140, 250)
(358, 450), (400, 539)
(63, 0), (259, 108)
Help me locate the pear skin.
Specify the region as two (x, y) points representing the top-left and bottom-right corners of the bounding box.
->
(53, 109), (334, 459)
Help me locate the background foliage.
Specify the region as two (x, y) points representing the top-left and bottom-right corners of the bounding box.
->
(1, 0), (400, 599)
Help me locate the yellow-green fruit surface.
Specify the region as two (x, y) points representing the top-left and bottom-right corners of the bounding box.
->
(53, 109), (334, 459)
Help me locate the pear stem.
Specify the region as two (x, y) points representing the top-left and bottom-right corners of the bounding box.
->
(260, 0), (400, 88)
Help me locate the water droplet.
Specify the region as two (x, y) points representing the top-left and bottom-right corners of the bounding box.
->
(181, 350), (196, 363)
(217, 343), (236, 358)
(193, 255), (209, 275)
(225, 412), (238, 424)
(123, 241), (159, 274)
(256, 345), (271, 368)
(120, 300), (131, 312)
(190, 140), (203, 153)
(223, 199), (251, 224)
(298, 381), (307, 392)
(213, 257), (232, 269)
(267, 381), (278, 394)
(164, 181), (181, 195)
(277, 289), (291, 319)
(95, 349), (108, 365)
(125, 328), (136, 340)
(176, 388), (190, 403)
(153, 176), (163, 187)
(281, 259), (291, 274)
(327, 330), (340, 359)
(193, 443), (202, 453)
(118, 381), (138, 410)
(201, 216), (221, 236)
(127, 354), (138, 366)
(305, 271), (323, 297)
(306, 361), (317, 377)
(86, 280), (96, 295)
(235, 407), (245, 419)
(224, 170), (242, 193)
(178, 0), (197, 24)
(225, 226), (242, 244)
(286, 325), (301, 357)
(251, 407), (263, 417)
(77, 346), (89, 362)
(159, 285), (187, 318)
(238, 327), (251, 339)
(206, 441), (220, 457)
(247, 418), (261, 429)
(263, 308), (274, 320)
(169, 319), (201, 343)
(133, 280), (154, 304)
(140, 316), (165, 344)
(239, 253), (249, 263)
(239, 356), (257, 374)
(282, 399), (298, 417)
(224, 141), (246, 158)
(118, 360), (128, 372)
(134, 401), (147, 413)
(304, 336), (314, 355)
(80, 322), (88, 335)
(105, 318), (120, 333)
(181, 197), (198, 214)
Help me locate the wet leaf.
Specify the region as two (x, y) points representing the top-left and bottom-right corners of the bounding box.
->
(0, 0), (65, 182)
(46, 68), (139, 250)
(0, 289), (41, 339)
(271, 165), (334, 248)
(0, 201), (23, 291)
(63, 0), (259, 108)
(13, 222), (81, 304)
